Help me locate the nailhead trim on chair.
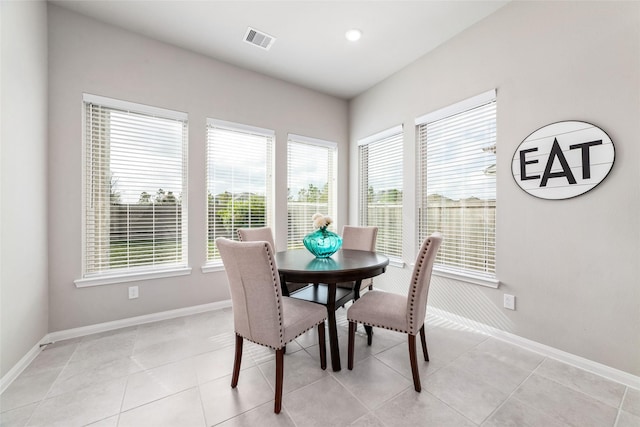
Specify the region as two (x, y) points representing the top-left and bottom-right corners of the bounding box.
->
(347, 236), (433, 335)
(347, 320), (409, 335)
(408, 237), (432, 333)
(263, 242), (286, 348)
(236, 318), (326, 351)
(262, 241), (328, 350)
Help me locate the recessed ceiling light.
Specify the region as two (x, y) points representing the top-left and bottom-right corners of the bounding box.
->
(345, 29), (362, 42)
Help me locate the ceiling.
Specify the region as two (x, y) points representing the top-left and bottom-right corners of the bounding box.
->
(50, 0), (509, 99)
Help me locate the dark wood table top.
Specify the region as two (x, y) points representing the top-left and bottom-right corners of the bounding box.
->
(275, 249), (389, 284)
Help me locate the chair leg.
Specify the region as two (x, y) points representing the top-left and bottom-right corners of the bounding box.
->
(274, 348), (284, 414)
(419, 325), (429, 361)
(231, 334), (243, 388)
(364, 325), (373, 346)
(348, 321), (356, 370)
(354, 280), (362, 300)
(318, 322), (327, 370)
(408, 334), (421, 392)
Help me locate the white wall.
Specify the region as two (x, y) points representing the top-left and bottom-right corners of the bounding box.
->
(47, 5), (349, 332)
(349, 1), (640, 376)
(0, 0), (49, 377)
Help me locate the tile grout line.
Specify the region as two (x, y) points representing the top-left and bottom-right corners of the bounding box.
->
(365, 325), (478, 421)
(5, 340), (75, 424)
(24, 339), (84, 426)
(365, 331), (496, 426)
(329, 353), (412, 417)
(532, 358), (627, 413)
(424, 334), (504, 426)
(612, 387), (629, 427)
(478, 355), (548, 425)
(116, 324), (141, 424)
(196, 379), (217, 427)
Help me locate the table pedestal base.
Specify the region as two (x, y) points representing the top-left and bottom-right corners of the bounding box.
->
(290, 284), (355, 371)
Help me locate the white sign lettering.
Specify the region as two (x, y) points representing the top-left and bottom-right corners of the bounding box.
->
(512, 121), (615, 200)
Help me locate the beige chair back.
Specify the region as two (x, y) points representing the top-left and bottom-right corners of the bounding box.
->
(341, 226), (378, 251)
(341, 226), (378, 291)
(237, 227), (276, 251)
(216, 238), (284, 349)
(406, 233), (442, 335)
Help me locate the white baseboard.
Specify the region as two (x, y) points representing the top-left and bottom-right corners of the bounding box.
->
(0, 341), (43, 395)
(45, 300), (232, 344)
(1, 300), (232, 394)
(427, 306), (640, 390)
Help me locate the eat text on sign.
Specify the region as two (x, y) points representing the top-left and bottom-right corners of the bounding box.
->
(511, 121), (615, 200)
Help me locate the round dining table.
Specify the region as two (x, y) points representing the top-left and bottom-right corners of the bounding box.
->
(275, 249), (389, 371)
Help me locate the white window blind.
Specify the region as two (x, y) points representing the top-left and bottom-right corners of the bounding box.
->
(287, 134), (337, 250)
(358, 125), (403, 258)
(417, 91), (497, 282)
(82, 95), (188, 279)
(207, 119), (274, 262)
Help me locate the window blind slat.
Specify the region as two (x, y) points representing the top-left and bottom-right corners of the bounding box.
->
(83, 96), (188, 277)
(359, 129), (403, 258)
(418, 97), (496, 278)
(206, 122), (273, 262)
(287, 136), (337, 250)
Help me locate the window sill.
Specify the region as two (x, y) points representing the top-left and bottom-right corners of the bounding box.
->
(387, 256), (405, 268)
(432, 266), (499, 288)
(201, 263), (225, 274)
(75, 266), (192, 288)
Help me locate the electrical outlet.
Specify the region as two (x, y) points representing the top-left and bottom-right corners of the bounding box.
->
(128, 286), (139, 299)
(503, 294), (515, 310)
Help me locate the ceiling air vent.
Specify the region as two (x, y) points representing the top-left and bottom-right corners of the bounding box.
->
(244, 27), (275, 50)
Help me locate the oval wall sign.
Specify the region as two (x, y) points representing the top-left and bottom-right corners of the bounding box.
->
(512, 121), (615, 200)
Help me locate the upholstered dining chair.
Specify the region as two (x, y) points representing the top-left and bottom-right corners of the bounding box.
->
(236, 226), (276, 249)
(216, 238), (328, 413)
(338, 225), (378, 293)
(346, 232), (442, 392)
(236, 226), (306, 295)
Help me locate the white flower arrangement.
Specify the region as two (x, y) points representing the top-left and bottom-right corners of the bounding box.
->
(312, 213), (332, 229)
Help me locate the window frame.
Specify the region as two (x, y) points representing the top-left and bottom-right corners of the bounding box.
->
(415, 89), (499, 288)
(76, 94), (190, 287)
(358, 125), (404, 265)
(203, 118), (275, 270)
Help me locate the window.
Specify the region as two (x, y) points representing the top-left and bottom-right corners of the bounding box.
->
(206, 119), (274, 263)
(358, 125), (403, 260)
(287, 134), (337, 249)
(79, 94), (188, 286)
(416, 90), (498, 287)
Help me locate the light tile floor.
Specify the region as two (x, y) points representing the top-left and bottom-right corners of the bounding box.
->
(1, 306), (639, 427)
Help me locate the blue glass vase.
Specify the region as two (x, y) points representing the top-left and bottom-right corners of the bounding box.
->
(303, 227), (343, 258)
